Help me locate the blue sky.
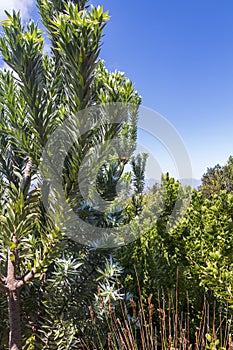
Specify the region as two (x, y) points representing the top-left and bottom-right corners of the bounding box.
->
(1, 0), (233, 179)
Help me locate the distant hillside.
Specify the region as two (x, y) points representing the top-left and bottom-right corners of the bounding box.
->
(144, 178), (201, 191)
(179, 178), (201, 189)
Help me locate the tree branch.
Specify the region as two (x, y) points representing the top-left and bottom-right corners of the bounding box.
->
(22, 158), (33, 195)
(0, 275), (6, 284)
(0, 276), (8, 294)
(16, 271), (34, 289)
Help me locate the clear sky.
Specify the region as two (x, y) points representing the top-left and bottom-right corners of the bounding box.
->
(1, 0), (233, 179)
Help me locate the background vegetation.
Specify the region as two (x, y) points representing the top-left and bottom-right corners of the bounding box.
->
(0, 0), (232, 349)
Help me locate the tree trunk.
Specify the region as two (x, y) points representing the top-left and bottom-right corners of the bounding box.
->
(8, 289), (22, 350)
(7, 244), (22, 350)
(0, 160), (35, 350)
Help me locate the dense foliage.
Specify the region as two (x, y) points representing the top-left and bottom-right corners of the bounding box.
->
(0, 0), (142, 348)
(0, 0), (233, 349)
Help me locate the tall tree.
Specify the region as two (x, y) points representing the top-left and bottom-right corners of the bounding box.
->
(0, 0), (141, 348)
